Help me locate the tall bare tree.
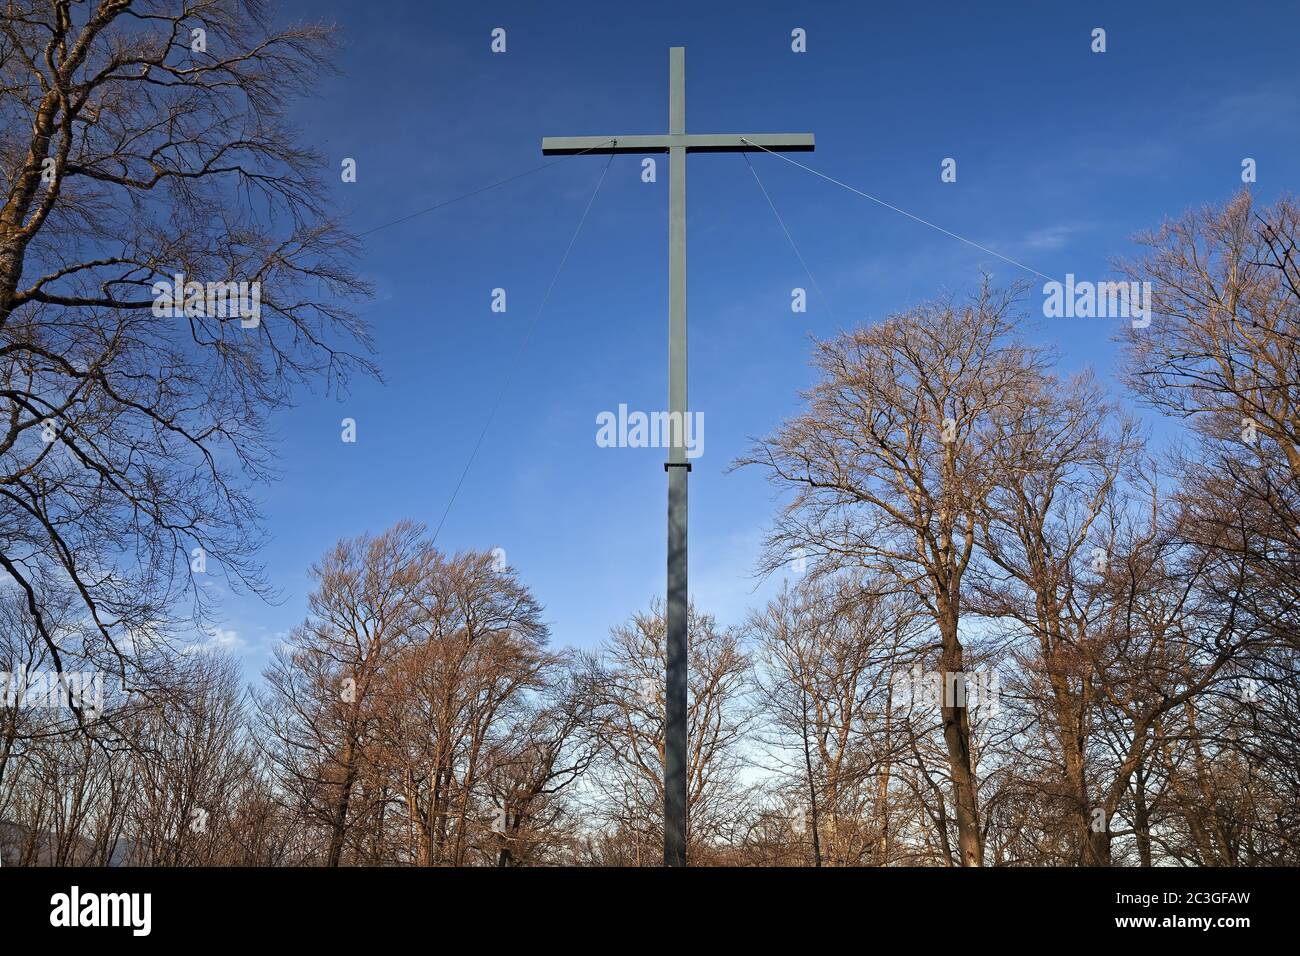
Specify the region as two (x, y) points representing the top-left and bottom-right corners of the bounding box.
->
(972, 370), (1139, 863)
(255, 522), (428, 866)
(738, 280), (1042, 865)
(0, 0), (373, 698)
(1116, 190), (1300, 864)
(367, 548), (552, 866)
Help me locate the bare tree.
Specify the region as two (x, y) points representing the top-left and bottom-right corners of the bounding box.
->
(748, 578), (920, 866)
(481, 656), (605, 866)
(366, 547), (553, 866)
(0, 0), (374, 699)
(589, 601), (754, 865)
(971, 370), (1139, 863)
(738, 280), (1042, 865)
(122, 651), (253, 865)
(1120, 191), (1300, 641)
(255, 522), (428, 866)
(1115, 191), (1300, 864)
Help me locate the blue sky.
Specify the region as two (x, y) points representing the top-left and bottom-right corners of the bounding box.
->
(211, 0), (1300, 673)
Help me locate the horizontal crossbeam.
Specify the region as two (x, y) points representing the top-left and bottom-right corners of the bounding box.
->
(541, 132), (815, 155)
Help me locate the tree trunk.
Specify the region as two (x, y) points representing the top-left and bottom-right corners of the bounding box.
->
(938, 603), (982, 866)
(325, 741), (357, 867)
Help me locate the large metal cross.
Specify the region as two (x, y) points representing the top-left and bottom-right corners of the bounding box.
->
(542, 46), (814, 867)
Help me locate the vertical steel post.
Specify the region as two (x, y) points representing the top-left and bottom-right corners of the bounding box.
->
(663, 45), (689, 868)
(540, 47), (812, 868)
